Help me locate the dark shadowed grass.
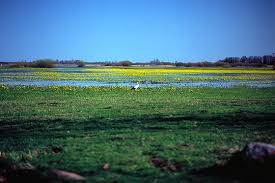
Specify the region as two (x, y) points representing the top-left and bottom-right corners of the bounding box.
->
(0, 86), (275, 182)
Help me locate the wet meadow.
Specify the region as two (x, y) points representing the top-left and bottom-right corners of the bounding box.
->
(0, 67), (275, 182)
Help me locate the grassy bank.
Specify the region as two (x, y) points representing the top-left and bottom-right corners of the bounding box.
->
(1, 86), (275, 182)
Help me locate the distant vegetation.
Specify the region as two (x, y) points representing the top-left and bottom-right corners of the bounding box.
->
(75, 60), (86, 67)
(104, 60), (133, 66)
(6, 60), (271, 68)
(175, 61), (267, 67)
(31, 59), (56, 68)
(11, 59), (56, 68)
(1, 54), (274, 68)
(150, 59), (173, 66)
(10, 59), (86, 68)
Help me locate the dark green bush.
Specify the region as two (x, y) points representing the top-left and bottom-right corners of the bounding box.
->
(30, 59), (56, 68)
(76, 60), (86, 67)
(117, 61), (132, 66)
(10, 62), (30, 68)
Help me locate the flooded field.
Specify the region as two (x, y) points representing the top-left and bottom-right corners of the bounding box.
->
(1, 68), (275, 183)
(0, 67), (275, 88)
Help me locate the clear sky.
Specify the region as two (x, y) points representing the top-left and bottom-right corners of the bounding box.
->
(0, 0), (274, 62)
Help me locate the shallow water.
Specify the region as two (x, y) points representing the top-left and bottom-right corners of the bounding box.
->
(175, 73), (271, 77)
(1, 80), (275, 88)
(1, 68), (275, 88)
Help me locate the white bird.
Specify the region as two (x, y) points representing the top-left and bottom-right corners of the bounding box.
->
(131, 82), (139, 90)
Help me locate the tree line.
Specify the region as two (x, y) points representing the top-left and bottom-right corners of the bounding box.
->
(2, 55), (274, 68)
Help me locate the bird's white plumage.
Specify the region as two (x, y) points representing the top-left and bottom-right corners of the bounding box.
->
(131, 82), (139, 90)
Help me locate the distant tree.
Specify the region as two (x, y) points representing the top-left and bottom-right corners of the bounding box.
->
(214, 61), (229, 67)
(31, 59), (56, 68)
(116, 60), (132, 66)
(175, 62), (185, 67)
(10, 61), (29, 68)
(103, 61), (113, 66)
(150, 59), (161, 65)
(75, 60), (86, 67)
(247, 56), (262, 63)
(11, 60), (55, 68)
(240, 56), (247, 63)
(150, 59), (173, 65)
(223, 57), (240, 63)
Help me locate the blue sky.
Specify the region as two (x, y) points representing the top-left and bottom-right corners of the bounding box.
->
(0, 0), (274, 62)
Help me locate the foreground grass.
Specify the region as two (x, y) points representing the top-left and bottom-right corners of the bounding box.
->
(0, 86), (275, 182)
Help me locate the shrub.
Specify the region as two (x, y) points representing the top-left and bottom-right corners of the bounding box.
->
(214, 61), (229, 67)
(150, 59), (174, 65)
(10, 62), (30, 68)
(30, 59), (56, 68)
(76, 60), (86, 67)
(117, 61), (132, 66)
(175, 62), (185, 67)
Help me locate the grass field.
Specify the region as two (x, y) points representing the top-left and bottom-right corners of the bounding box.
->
(1, 85), (275, 182)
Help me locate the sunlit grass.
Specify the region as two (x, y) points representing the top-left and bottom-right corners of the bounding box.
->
(0, 86), (275, 182)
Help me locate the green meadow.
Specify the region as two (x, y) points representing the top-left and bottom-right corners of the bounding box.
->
(1, 0), (275, 181)
(1, 85), (275, 182)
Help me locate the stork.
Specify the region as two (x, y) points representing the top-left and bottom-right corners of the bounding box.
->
(131, 82), (139, 90)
